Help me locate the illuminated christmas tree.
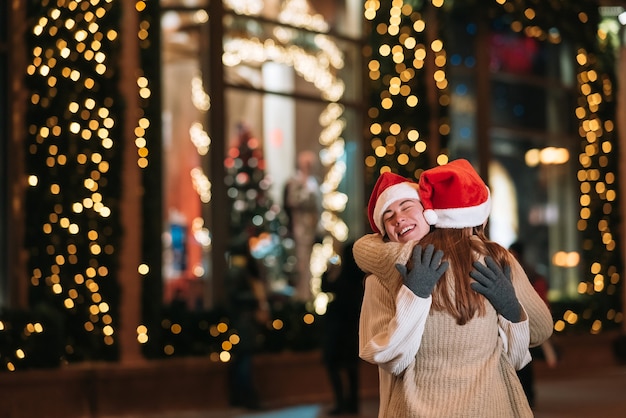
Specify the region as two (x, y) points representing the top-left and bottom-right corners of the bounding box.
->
(224, 123), (294, 289)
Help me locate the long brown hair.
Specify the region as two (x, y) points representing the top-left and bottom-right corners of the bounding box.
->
(418, 225), (510, 325)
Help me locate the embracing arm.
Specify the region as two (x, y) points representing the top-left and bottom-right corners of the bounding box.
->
(353, 234), (415, 279)
(359, 274), (431, 375)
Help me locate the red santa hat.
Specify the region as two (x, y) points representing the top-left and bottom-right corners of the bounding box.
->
(419, 159), (491, 228)
(368, 172), (420, 234)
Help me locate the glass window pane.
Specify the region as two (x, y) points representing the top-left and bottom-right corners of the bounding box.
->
(490, 32), (549, 77)
(490, 128), (579, 301)
(223, 0), (362, 38)
(161, 11), (208, 306)
(223, 15), (361, 103)
(492, 81), (547, 130)
(161, 0), (208, 6)
(223, 87), (361, 297)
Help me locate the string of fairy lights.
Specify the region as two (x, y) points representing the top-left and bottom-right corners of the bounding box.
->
(364, 0), (451, 180)
(18, 0), (122, 371)
(565, 44), (621, 334)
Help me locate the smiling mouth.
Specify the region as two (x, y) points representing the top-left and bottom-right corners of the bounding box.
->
(399, 225), (414, 236)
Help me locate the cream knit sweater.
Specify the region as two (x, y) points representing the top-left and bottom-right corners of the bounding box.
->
(354, 234), (554, 418)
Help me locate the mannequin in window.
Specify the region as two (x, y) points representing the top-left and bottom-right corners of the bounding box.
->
(283, 150), (322, 301)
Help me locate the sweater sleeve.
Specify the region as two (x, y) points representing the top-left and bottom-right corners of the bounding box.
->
(359, 273), (431, 375)
(508, 254), (554, 347)
(353, 233), (415, 279)
(498, 307), (531, 370)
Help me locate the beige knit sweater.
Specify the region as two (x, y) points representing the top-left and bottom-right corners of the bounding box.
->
(354, 234), (554, 418)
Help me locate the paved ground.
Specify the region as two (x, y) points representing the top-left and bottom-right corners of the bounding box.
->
(532, 366), (626, 418)
(106, 363), (626, 418)
(103, 331), (626, 418)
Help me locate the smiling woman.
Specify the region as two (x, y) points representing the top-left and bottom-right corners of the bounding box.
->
(366, 171), (430, 244)
(382, 198), (429, 244)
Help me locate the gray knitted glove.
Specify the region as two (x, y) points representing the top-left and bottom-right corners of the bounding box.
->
(470, 256), (522, 322)
(396, 244), (449, 298)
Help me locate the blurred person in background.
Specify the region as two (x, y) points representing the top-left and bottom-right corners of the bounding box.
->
(226, 238), (272, 411)
(321, 241), (365, 415)
(509, 240), (558, 409)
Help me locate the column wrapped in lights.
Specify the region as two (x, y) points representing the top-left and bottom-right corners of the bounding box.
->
(363, 0), (450, 188)
(23, 0), (123, 365)
(134, 0), (168, 359)
(568, 44), (622, 334)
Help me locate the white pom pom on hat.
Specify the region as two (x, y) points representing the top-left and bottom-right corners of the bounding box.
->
(418, 159), (491, 229)
(423, 208), (439, 225)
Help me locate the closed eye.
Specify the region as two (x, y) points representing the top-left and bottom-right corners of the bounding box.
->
(399, 200), (416, 211)
(383, 199), (417, 222)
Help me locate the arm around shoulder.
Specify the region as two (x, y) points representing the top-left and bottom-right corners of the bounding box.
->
(353, 233), (416, 279)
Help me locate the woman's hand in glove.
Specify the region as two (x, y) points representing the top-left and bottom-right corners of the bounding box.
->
(470, 256), (522, 322)
(396, 244), (449, 298)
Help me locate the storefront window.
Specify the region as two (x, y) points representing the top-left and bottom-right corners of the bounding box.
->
(160, 0), (364, 310)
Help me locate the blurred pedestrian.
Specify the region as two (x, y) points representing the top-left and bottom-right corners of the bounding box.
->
(321, 241), (365, 415)
(510, 240), (558, 408)
(226, 239), (271, 411)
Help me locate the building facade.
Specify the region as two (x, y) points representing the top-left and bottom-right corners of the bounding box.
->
(1, 0), (625, 379)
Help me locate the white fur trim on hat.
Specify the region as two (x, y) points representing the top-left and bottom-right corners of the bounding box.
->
(373, 182), (420, 234)
(429, 188), (492, 228)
